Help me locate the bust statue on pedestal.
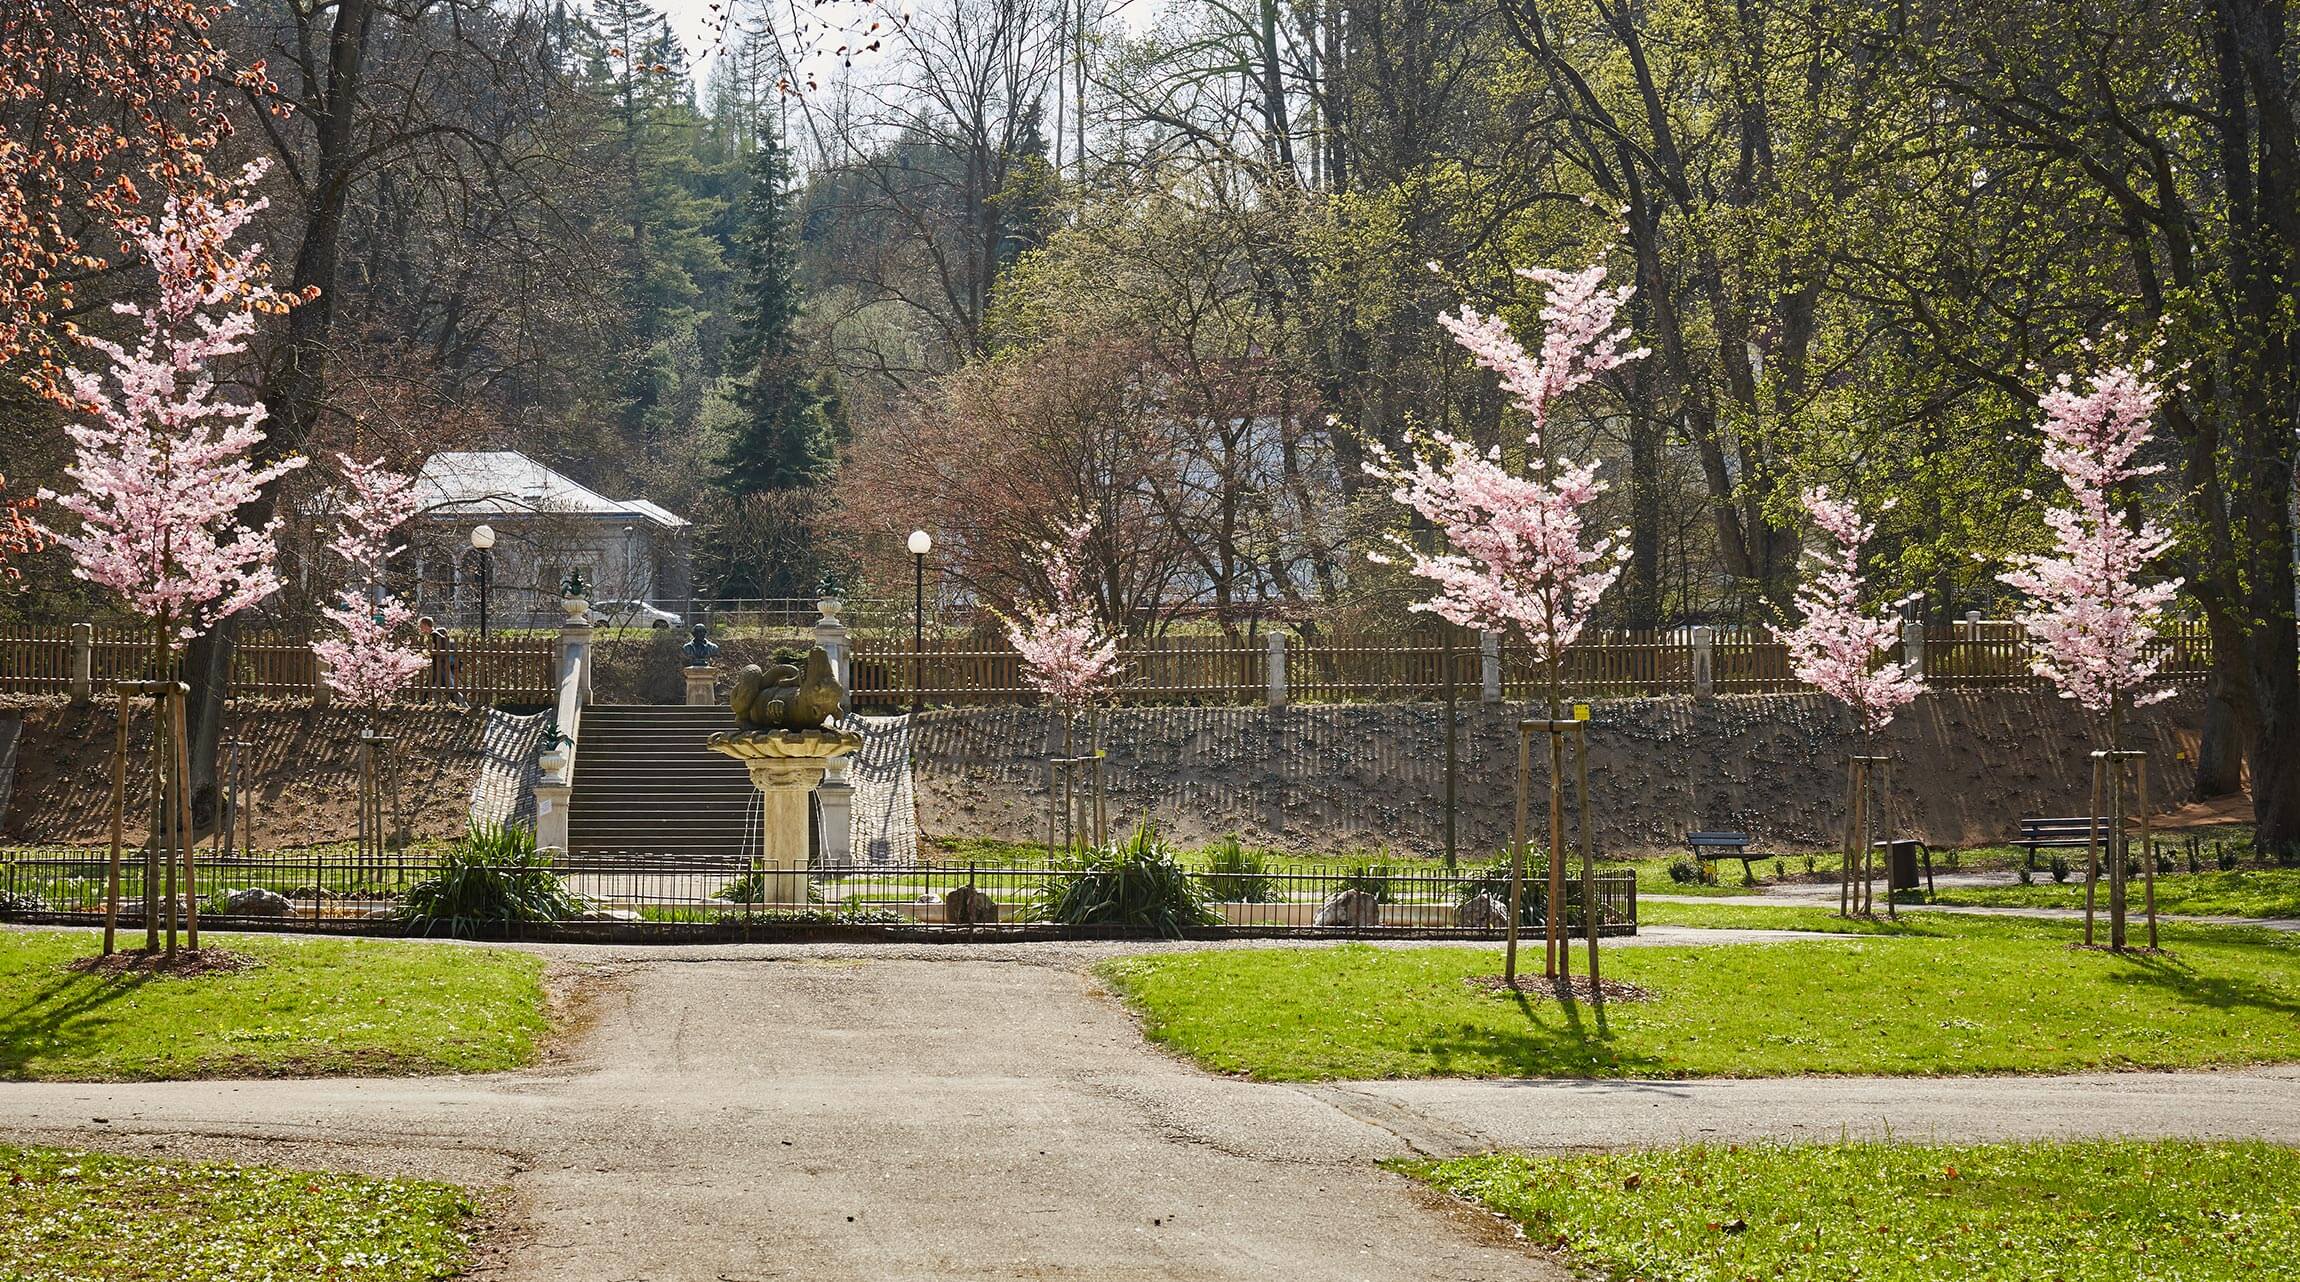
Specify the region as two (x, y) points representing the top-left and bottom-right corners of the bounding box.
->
(681, 624), (721, 706)
(681, 623), (719, 667)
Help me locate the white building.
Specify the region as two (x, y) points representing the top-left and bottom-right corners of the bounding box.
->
(406, 451), (692, 628)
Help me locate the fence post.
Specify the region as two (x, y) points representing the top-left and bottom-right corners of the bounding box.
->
(1480, 631), (1502, 703)
(1265, 634), (1288, 708)
(815, 593), (850, 711)
(1692, 626), (1715, 701)
(68, 622), (92, 705)
(1903, 618), (1926, 678)
(816, 758), (854, 867)
(312, 649), (333, 710)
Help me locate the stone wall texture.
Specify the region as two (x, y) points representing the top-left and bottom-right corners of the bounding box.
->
(910, 689), (2208, 856)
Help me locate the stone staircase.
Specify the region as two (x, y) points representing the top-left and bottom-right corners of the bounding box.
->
(566, 705), (758, 856)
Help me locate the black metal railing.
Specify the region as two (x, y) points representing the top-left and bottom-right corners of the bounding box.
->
(0, 849), (1637, 940)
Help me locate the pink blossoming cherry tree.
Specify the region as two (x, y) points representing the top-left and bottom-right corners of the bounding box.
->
(312, 454), (429, 712)
(2000, 362), (2181, 951)
(312, 453), (430, 864)
(1002, 518), (1122, 850)
(1368, 259), (1646, 987)
(38, 162), (306, 957)
(1777, 487), (1927, 917)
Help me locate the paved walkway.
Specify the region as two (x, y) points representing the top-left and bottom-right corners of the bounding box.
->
(5, 939), (2300, 1279)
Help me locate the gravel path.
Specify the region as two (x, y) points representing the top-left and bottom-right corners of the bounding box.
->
(5, 932), (2298, 1280)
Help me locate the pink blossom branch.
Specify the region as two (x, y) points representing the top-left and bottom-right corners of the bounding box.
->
(1002, 517), (1122, 705)
(37, 161), (305, 646)
(312, 453), (429, 710)
(1777, 487), (1926, 735)
(1368, 259), (1647, 677)
(1999, 363), (2182, 716)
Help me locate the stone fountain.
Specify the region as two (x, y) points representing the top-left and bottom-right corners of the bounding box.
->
(705, 646), (861, 905)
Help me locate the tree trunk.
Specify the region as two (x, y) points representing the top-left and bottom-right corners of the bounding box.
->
(182, 0), (377, 825)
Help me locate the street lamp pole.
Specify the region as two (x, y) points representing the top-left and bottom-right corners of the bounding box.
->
(907, 530), (933, 715)
(470, 524), (497, 640)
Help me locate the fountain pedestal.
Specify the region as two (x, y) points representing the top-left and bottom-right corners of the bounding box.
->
(706, 728), (863, 904)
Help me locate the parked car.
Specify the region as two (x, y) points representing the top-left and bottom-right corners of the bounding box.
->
(589, 599), (683, 630)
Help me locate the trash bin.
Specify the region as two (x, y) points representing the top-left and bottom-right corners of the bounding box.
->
(1876, 839), (1925, 892)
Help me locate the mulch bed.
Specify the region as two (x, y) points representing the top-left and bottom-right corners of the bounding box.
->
(67, 947), (259, 978)
(2066, 943), (2173, 958)
(1466, 973), (1653, 1003)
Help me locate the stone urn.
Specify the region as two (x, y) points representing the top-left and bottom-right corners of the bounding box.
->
(560, 595), (590, 622)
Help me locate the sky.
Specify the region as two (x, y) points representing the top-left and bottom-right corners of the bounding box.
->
(647, 0), (1169, 82)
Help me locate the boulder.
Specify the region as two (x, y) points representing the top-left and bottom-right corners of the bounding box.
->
(944, 885), (999, 925)
(222, 887), (292, 917)
(1454, 893), (1509, 930)
(1314, 888), (1381, 928)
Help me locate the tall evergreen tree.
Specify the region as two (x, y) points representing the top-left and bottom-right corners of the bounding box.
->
(719, 126), (834, 494)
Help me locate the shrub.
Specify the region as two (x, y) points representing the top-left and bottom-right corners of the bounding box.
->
(398, 824), (585, 937)
(2049, 854), (2072, 884)
(1454, 856), (1543, 925)
(0, 890), (46, 918)
(1036, 825), (1216, 937)
(1198, 835), (1277, 903)
(1667, 856), (1700, 885)
(1337, 863), (1397, 903)
(1772, 858), (1787, 881)
(712, 868), (816, 905)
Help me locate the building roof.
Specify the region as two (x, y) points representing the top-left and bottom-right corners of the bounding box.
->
(413, 451), (689, 529)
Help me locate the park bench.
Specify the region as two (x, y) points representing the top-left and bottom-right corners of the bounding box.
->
(1687, 831), (1773, 882)
(2014, 816), (2112, 870)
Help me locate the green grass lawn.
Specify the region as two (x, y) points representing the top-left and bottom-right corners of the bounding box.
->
(1932, 867), (2300, 919)
(1411, 1139), (2300, 1282)
(1097, 914), (2300, 1081)
(1, 1144), (476, 1281)
(0, 930), (548, 1080)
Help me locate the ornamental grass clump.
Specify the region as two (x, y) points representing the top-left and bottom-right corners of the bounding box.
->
(398, 824), (585, 937)
(1037, 825), (1216, 937)
(1197, 835), (1277, 903)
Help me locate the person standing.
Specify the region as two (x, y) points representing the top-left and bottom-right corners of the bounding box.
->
(415, 616), (465, 707)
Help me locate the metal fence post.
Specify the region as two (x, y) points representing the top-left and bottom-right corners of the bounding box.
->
(1692, 626), (1715, 701)
(68, 622), (93, 704)
(1480, 631), (1501, 704)
(1265, 634), (1288, 708)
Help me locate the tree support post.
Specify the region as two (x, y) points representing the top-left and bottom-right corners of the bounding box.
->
(1839, 755), (1892, 917)
(1513, 717), (1599, 987)
(2091, 748), (2154, 952)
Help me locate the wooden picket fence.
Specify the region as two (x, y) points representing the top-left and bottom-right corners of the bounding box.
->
(0, 622), (557, 703)
(848, 619), (2217, 709)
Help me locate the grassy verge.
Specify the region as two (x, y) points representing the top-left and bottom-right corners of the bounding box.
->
(1932, 867), (2300, 919)
(0, 929), (548, 1080)
(2, 1144), (476, 1281)
(1410, 1139), (2299, 1282)
(1096, 914), (2300, 1081)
